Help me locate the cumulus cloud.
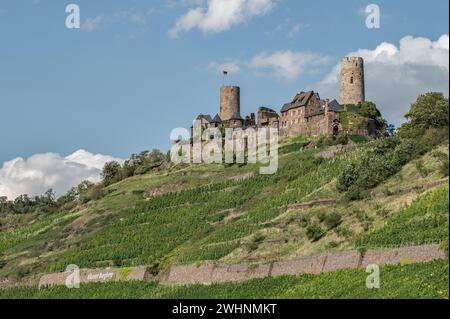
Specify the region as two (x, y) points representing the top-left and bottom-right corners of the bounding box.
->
(0, 150), (124, 200)
(314, 34), (449, 126)
(169, 0), (275, 38)
(249, 51), (331, 81)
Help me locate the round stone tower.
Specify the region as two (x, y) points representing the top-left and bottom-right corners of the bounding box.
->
(340, 57), (365, 105)
(220, 86), (240, 121)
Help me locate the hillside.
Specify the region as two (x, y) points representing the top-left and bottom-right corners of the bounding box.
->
(0, 131), (448, 293)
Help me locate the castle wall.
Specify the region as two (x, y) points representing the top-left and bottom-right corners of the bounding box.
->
(280, 109), (340, 138)
(220, 86), (240, 121)
(340, 57), (365, 105)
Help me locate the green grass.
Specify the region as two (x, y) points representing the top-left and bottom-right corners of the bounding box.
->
(357, 184), (449, 248)
(0, 137), (448, 286)
(0, 260), (447, 299)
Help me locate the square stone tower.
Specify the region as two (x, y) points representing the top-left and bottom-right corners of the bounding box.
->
(340, 57), (365, 105)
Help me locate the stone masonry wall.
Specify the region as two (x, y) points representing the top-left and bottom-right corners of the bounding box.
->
(38, 266), (150, 288)
(220, 86), (240, 121)
(37, 245), (447, 287)
(340, 57), (365, 105)
(163, 244), (447, 285)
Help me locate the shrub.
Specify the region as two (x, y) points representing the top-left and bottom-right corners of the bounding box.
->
(432, 151), (449, 177)
(337, 136), (428, 195)
(415, 160), (428, 178)
(337, 163), (360, 192)
(10, 266), (29, 281)
(335, 226), (353, 239)
(101, 161), (122, 186)
(316, 210), (327, 223)
(306, 224), (325, 242)
(324, 212), (342, 230)
(343, 186), (366, 201)
(247, 233), (265, 252)
(298, 215), (310, 228)
(90, 185), (105, 201)
(336, 133), (349, 145)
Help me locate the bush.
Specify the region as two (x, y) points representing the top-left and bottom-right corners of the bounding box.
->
(415, 160), (428, 178)
(343, 186), (367, 201)
(337, 136), (426, 194)
(306, 224), (325, 242)
(90, 185), (105, 201)
(316, 210), (327, 223)
(298, 215), (310, 228)
(337, 163), (360, 192)
(324, 212), (342, 230)
(101, 161), (122, 186)
(247, 233), (265, 252)
(336, 133), (349, 145)
(432, 151), (449, 177)
(335, 226), (353, 239)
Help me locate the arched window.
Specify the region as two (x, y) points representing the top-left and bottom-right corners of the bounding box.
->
(333, 125), (339, 136)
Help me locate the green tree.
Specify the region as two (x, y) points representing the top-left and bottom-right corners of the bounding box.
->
(359, 101), (387, 133)
(405, 92), (449, 129)
(101, 161), (122, 186)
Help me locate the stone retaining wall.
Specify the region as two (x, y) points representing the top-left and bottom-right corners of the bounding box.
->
(37, 245), (447, 287)
(163, 244), (447, 285)
(271, 254), (326, 277)
(39, 266), (149, 288)
(361, 244), (447, 267)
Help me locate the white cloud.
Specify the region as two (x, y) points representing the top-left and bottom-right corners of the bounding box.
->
(314, 34), (449, 126)
(0, 150), (124, 200)
(82, 9), (155, 32)
(169, 0), (275, 38)
(249, 51), (331, 81)
(83, 15), (106, 32)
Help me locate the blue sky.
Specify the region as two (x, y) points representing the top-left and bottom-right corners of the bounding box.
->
(0, 0), (448, 198)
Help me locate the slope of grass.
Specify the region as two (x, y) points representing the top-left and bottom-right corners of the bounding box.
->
(356, 184), (449, 248)
(0, 260), (447, 299)
(0, 137), (448, 283)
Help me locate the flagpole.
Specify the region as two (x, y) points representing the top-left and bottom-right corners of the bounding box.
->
(222, 70), (228, 86)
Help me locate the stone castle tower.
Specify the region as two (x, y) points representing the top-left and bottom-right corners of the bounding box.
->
(220, 86), (240, 121)
(340, 57), (365, 105)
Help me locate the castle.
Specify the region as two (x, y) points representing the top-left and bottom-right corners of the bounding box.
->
(195, 57), (376, 138)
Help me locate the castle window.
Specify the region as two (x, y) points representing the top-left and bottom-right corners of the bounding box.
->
(350, 77), (354, 84)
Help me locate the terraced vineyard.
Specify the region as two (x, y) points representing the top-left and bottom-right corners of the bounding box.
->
(0, 133), (448, 298)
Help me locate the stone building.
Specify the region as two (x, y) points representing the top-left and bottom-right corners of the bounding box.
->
(194, 85), (256, 131)
(340, 56), (365, 105)
(257, 107), (279, 128)
(279, 91), (342, 137)
(194, 56), (376, 139)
